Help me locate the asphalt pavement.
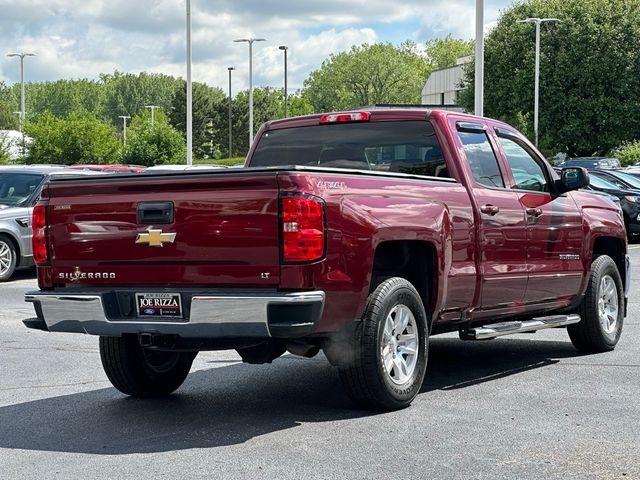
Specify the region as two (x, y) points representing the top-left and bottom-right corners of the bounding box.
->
(1, 252), (639, 480)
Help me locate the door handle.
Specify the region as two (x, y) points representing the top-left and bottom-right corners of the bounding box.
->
(525, 207), (543, 217)
(137, 202), (174, 224)
(480, 204), (500, 216)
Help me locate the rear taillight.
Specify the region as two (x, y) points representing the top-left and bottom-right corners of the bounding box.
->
(32, 204), (48, 264)
(281, 194), (325, 263)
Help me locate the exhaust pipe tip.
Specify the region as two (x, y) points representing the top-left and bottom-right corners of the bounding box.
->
(286, 342), (320, 358)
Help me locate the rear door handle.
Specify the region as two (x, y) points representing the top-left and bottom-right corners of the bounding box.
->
(525, 207), (543, 217)
(480, 204), (500, 216)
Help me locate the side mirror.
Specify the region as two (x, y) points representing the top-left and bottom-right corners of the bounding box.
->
(560, 167), (590, 192)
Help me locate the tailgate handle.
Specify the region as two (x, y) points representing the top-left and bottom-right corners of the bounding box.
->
(137, 202), (174, 225)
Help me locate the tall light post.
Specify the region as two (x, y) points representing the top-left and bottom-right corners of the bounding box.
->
(474, 0), (484, 116)
(227, 67), (235, 158)
(6, 52), (36, 152)
(119, 115), (131, 146)
(145, 105), (159, 127)
(278, 45), (288, 118)
(186, 0), (193, 165)
(233, 37), (266, 147)
(517, 17), (560, 147)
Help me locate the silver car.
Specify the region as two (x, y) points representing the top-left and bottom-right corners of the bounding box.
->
(0, 166), (101, 281)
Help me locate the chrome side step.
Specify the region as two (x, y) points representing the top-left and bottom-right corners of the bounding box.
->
(460, 314), (581, 340)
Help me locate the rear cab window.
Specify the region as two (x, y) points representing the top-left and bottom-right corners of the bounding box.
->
(250, 120), (451, 179)
(457, 130), (505, 188)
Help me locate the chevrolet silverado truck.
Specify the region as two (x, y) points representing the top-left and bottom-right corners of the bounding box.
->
(23, 108), (629, 410)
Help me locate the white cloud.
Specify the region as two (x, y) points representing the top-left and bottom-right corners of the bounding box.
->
(0, 0), (512, 92)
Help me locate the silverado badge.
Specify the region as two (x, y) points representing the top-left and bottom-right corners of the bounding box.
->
(135, 227), (176, 247)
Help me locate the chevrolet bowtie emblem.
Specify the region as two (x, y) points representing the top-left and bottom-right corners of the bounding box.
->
(135, 228), (176, 247)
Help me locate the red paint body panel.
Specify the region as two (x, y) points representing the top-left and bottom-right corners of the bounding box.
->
(277, 172), (475, 332)
(45, 175), (281, 287)
(36, 108), (628, 337)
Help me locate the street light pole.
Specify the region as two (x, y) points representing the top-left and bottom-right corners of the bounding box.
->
(186, 0), (193, 165)
(145, 105), (159, 127)
(228, 67), (235, 158)
(233, 37), (266, 147)
(6, 52), (36, 152)
(474, 0), (484, 117)
(517, 17), (560, 147)
(119, 115), (131, 146)
(278, 45), (288, 118)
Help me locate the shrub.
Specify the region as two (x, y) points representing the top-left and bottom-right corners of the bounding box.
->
(26, 112), (121, 165)
(121, 112), (186, 166)
(610, 140), (640, 167)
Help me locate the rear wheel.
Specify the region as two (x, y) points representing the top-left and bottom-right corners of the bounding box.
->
(99, 336), (196, 397)
(0, 235), (17, 282)
(338, 277), (428, 410)
(568, 255), (624, 353)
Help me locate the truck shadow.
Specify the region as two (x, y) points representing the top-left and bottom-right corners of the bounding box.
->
(7, 268), (36, 282)
(0, 337), (582, 455)
(424, 336), (579, 391)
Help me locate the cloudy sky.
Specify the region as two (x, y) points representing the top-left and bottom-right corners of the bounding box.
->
(0, 0), (512, 95)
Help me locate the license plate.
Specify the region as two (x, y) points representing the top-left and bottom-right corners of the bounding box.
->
(135, 293), (183, 318)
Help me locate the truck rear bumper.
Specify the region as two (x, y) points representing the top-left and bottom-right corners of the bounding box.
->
(24, 290), (326, 339)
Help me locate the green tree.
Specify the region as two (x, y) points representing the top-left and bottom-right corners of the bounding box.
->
(230, 87), (283, 156)
(611, 140), (640, 167)
(0, 132), (11, 165)
(425, 34), (474, 69)
(24, 79), (105, 120)
(170, 80), (226, 158)
(286, 92), (314, 118)
(121, 110), (186, 166)
(0, 81), (19, 130)
(26, 112), (121, 165)
(101, 71), (181, 127)
(303, 41), (431, 112)
(458, 0), (640, 156)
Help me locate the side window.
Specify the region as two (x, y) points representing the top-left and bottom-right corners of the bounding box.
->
(498, 136), (550, 193)
(459, 131), (505, 188)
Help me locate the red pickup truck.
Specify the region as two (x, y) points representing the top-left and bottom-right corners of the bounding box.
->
(24, 108), (629, 410)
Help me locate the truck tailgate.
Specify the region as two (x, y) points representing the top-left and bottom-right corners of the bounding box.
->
(45, 173), (280, 287)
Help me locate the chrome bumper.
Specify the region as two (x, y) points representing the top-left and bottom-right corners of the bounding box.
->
(24, 290), (326, 339)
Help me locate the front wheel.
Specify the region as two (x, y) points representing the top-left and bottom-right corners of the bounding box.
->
(99, 336), (196, 397)
(568, 255), (624, 353)
(338, 277), (429, 410)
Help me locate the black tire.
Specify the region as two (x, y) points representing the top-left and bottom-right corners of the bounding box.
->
(99, 336), (195, 397)
(0, 234), (17, 282)
(338, 277), (429, 410)
(568, 255), (624, 353)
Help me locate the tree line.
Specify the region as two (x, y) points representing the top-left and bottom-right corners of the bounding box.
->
(0, 36), (471, 165)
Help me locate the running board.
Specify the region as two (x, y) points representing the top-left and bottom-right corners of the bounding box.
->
(460, 314), (581, 340)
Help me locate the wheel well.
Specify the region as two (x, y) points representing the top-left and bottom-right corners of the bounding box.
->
(592, 236), (626, 289)
(0, 232), (20, 266)
(370, 240), (436, 324)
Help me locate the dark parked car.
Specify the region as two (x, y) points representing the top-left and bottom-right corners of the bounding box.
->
(590, 169), (640, 191)
(558, 157), (621, 170)
(587, 172), (640, 238)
